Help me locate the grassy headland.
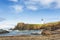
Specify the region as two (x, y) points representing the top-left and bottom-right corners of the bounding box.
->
(14, 21), (60, 31)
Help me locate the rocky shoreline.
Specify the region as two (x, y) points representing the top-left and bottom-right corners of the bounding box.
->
(0, 29), (60, 40)
(0, 34), (60, 40)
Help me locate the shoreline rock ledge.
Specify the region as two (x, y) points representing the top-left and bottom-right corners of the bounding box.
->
(0, 29), (9, 34)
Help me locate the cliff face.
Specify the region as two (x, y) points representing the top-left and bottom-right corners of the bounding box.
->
(14, 23), (41, 30)
(14, 21), (60, 30)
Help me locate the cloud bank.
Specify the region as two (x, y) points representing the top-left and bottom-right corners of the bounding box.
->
(9, 0), (60, 12)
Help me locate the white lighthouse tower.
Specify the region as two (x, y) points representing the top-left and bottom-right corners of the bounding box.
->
(41, 19), (44, 24)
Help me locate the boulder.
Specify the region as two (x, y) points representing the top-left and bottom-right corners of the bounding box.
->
(0, 29), (9, 34)
(42, 30), (52, 35)
(55, 29), (60, 32)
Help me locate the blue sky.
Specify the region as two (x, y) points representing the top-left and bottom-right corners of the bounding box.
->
(0, 0), (60, 29)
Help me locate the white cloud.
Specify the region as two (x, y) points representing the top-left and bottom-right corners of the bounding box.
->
(24, 0), (54, 10)
(0, 22), (14, 30)
(30, 0), (54, 5)
(0, 20), (18, 30)
(24, 0), (60, 9)
(9, 0), (18, 2)
(54, 0), (60, 8)
(10, 5), (23, 13)
(27, 5), (38, 11)
(0, 23), (14, 30)
(9, 0), (60, 11)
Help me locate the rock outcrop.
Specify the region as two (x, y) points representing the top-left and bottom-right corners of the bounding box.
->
(42, 30), (52, 35)
(0, 29), (9, 34)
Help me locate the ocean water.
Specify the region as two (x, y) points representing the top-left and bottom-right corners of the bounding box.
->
(0, 30), (43, 36)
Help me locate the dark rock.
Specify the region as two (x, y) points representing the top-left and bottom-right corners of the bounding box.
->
(0, 29), (9, 34)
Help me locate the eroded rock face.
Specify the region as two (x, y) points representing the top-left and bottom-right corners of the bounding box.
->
(42, 30), (52, 35)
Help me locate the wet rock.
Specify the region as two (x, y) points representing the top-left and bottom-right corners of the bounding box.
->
(0, 29), (9, 34)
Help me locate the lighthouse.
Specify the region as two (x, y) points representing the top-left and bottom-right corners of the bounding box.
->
(41, 19), (44, 24)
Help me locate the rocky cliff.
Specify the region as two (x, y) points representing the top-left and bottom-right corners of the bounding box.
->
(14, 21), (60, 30)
